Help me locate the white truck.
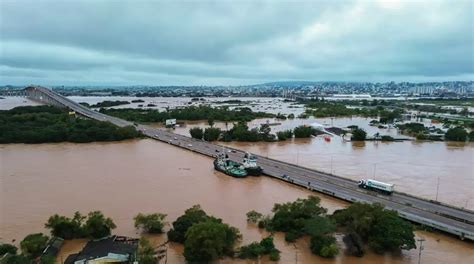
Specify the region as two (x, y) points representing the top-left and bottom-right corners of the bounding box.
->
(358, 179), (394, 195)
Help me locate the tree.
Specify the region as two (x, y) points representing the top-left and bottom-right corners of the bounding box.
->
(203, 127), (221, 141)
(332, 202), (415, 254)
(137, 238), (157, 264)
(189, 127), (203, 140)
(309, 235), (338, 258)
(351, 128), (367, 141)
(293, 125), (315, 138)
(276, 130), (293, 141)
(0, 244), (17, 256)
(20, 233), (49, 258)
(134, 213), (167, 233)
(246, 210), (263, 223)
(0, 254), (31, 264)
(237, 236), (279, 260)
(83, 211), (116, 239)
(208, 117), (215, 127)
(445, 127), (468, 141)
(167, 205), (211, 243)
(45, 212), (85, 239)
(183, 221), (240, 262)
(269, 196), (327, 241)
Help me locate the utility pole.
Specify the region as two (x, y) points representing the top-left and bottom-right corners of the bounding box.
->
(417, 238), (425, 264)
(293, 243), (298, 264)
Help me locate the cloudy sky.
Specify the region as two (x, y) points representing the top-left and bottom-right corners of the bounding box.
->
(0, 0), (472, 86)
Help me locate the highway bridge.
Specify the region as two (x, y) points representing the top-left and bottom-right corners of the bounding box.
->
(17, 85), (474, 241)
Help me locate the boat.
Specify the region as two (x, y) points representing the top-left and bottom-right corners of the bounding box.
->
(242, 152), (263, 176)
(213, 153), (248, 178)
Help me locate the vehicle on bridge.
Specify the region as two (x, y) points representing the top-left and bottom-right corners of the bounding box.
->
(214, 153), (247, 178)
(358, 179), (394, 195)
(242, 152), (263, 176)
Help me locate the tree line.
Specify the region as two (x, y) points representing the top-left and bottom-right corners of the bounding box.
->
(0, 106), (142, 144)
(0, 196), (417, 264)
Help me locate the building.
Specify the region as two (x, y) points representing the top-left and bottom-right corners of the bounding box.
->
(65, 236), (138, 264)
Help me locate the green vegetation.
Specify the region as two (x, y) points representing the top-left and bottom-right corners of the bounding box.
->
(445, 127), (468, 141)
(396, 122), (427, 135)
(0, 244), (17, 256)
(84, 211), (116, 239)
(246, 210), (263, 223)
(310, 235), (339, 258)
(351, 128), (367, 141)
(45, 211), (116, 239)
(293, 125), (315, 138)
(183, 220), (241, 263)
(381, 135), (395, 141)
(237, 236), (280, 261)
(332, 203), (415, 254)
(167, 205), (213, 243)
(203, 127), (222, 141)
(222, 122), (275, 142)
(276, 129), (294, 140)
(0, 106), (141, 144)
(137, 238), (157, 264)
(20, 233), (49, 258)
(189, 127), (204, 139)
(134, 213), (167, 233)
(0, 254), (31, 264)
(90, 100), (130, 108)
(101, 105), (274, 123)
(253, 196), (338, 258)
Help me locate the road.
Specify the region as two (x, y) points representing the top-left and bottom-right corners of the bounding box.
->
(26, 86), (474, 241)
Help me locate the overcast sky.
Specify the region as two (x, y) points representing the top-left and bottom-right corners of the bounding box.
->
(0, 0), (473, 86)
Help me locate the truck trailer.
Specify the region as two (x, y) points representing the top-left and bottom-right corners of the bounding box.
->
(358, 179), (394, 194)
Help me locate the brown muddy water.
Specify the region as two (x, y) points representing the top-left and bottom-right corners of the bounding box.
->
(1, 140), (473, 263)
(168, 118), (474, 210)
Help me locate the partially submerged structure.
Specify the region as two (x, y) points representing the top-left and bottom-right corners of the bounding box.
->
(65, 236), (138, 264)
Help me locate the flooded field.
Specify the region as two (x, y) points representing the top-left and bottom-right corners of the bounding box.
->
(1, 140), (473, 263)
(168, 118), (474, 209)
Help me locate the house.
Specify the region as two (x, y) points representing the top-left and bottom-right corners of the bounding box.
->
(65, 236), (138, 264)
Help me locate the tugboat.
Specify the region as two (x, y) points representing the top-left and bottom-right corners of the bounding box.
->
(214, 153), (248, 178)
(242, 152), (263, 176)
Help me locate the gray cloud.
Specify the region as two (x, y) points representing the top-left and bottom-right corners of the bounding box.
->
(0, 0), (472, 85)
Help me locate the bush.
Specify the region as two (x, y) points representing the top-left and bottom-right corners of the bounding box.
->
(381, 135), (394, 141)
(137, 238), (157, 264)
(203, 127), (221, 141)
(309, 235), (338, 258)
(445, 127), (468, 141)
(276, 130), (293, 140)
(134, 213), (167, 233)
(45, 212), (85, 239)
(293, 125), (315, 138)
(183, 221), (240, 262)
(246, 210), (263, 223)
(351, 128), (367, 141)
(332, 202), (415, 254)
(167, 205), (212, 243)
(83, 211), (116, 239)
(20, 233), (49, 258)
(189, 127), (203, 139)
(0, 244), (17, 256)
(237, 237), (279, 260)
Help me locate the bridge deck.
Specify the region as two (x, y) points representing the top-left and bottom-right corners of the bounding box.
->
(23, 85), (474, 241)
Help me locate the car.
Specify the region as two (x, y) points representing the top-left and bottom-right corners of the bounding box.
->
(174, 137), (178, 140)
(227, 150), (232, 153)
(188, 144), (193, 147)
(215, 150), (220, 152)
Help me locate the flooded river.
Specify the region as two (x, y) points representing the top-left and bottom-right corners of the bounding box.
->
(169, 118), (474, 210)
(1, 140), (473, 263)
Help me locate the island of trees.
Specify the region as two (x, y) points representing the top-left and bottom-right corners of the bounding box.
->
(0, 106), (142, 144)
(100, 105), (274, 123)
(0, 196), (418, 264)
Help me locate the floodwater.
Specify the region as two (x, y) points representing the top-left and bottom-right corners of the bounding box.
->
(168, 118), (474, 210)
(1, 140), (473, 264)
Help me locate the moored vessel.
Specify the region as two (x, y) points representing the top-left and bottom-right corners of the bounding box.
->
(243, 152), (263, 176)
(214, 153), (248, 178)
